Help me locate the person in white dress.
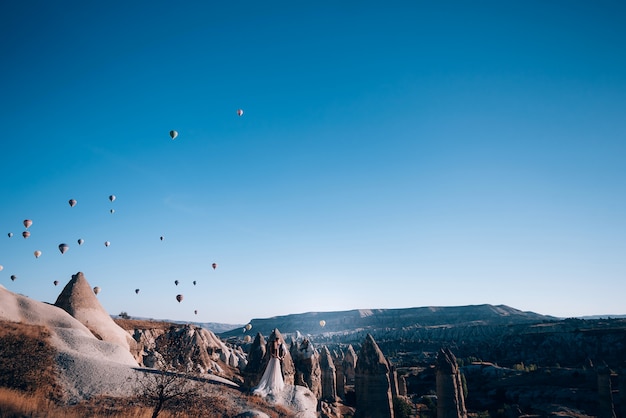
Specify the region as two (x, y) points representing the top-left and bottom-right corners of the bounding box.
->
(253, 336), (286, 397)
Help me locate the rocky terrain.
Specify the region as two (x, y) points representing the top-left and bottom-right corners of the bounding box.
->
(1, 272), (625, 417)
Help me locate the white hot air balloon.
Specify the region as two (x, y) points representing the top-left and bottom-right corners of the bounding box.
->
(170, 130), (178, 140)
(69, 199), (77, 207)
(110, 209), (115, 214)
(78, 238), (84, 245)
(319, 320), (326, 327)
(34, 250), (42, 258)
(109, 195), (116, 202)
(59, 243), (69, 255)
(23, 219), (32, 229)
(104, 241), (110, 247)
(0, 265), (3, 272)
(7, 232), (13, 238)
(245, 323), (252, 331)
(93, 286), (101, 295)
(22, 231), (30, 239)
(237, 109), (244, 116)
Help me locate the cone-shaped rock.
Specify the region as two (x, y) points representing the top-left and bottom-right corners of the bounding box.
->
(291, 338), (322, 398)
(243, 332), (267, 389)
(320, 345), (338, 402)
(354, 334), (394, 418)
(54, 272), (135, 353)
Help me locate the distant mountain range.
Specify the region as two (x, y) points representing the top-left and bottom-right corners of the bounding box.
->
(217, 304), (557, 339)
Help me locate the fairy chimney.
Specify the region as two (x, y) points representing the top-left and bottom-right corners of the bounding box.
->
(243, 332), (266, 389)
(354, 334), (394, 418)
(290, 338), (321, 397)
(320, 345), (338, 402)
(343, 344), (357, 385)
(436, 348), (467, 418)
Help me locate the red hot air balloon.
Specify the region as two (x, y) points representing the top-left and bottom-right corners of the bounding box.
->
(23, 220), (32, 229)
(22, 231), (30, 239)
(176, 294), (183, 303)
(237, 109), (244, 116)
(69, 199), (77, 207)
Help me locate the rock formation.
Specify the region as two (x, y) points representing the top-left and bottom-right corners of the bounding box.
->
(54, 272), (136, 355)
(354, 334), (394, 418)
(128, 323), (246, 378)
(319, 345), (337, 402)
(436, 347), (467, 418)
(243, 329), (295, 389)
(243, 332), (267, 389)
(290, 338), (321, 397)
(596, 362), (616, 418)
(333, 348), (345, 399)
(343, 344), (357, 386)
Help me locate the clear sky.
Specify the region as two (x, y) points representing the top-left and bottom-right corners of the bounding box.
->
(1, 1), (625, 324)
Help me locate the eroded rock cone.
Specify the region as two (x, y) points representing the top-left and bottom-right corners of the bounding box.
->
(354, 333), (394, 418)
(436, 347), (468, 418)
(54, 272), (135, 354)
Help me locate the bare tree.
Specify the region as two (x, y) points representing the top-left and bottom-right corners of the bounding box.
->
(134, 331), (204, 418)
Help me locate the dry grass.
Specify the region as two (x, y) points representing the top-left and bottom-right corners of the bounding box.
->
(114, 318), (178, 331)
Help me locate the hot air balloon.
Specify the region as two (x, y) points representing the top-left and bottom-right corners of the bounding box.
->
(193, 280), (197, 286)
(176, 294), (183, 303)
(7, 232), (13, 238)
(11, 275), (17, 281)
(135, 289), (140, 294)
(212, 263), (217, 270)
(78, 238), (84, 245)
(237, 109), (244, 116)
(23, 220), (32, 229)
(319, 320), (326, 327)
(34, 250), (42, 258)
(110, 209), (115, 214)
(170, 130), (178, 140)
(53, 280), (59, 286)
(0, 265), (3, 271)
(109, 195), (116, 202)
(194, 310), (198, 315)
(93, 286), (101, 295)
(58, 243), (69, 255)
(69, 199), (77, 207)
(104, 241), (110, 247)
(245, 323), (252, 331)
(174, 280), (179, 286)
(22, 231), (30, 239)
(160, 236), (164, 241)
(244, 335), (251, 343)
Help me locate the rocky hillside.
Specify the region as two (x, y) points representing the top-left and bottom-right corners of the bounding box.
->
(219, 304), (555, 340)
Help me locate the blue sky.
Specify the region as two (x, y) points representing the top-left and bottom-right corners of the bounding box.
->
(1, 1), (625, 324)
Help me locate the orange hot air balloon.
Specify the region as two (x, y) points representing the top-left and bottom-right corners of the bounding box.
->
(176, 294), (183, 303)
(23, 219), (32, 229)
(69, 199), (77, 207)
(22, 231), (30, 239)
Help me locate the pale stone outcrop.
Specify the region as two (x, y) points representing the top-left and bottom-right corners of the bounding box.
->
(290, 338), (321, 397)
(320, 345), (337, 402)
(436, 348), (467, 418)
(54, 272), (136, 355)
(354, 334), (394, 418)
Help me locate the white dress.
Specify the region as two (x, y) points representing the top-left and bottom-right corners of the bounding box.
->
(253, 356), (285, 397)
